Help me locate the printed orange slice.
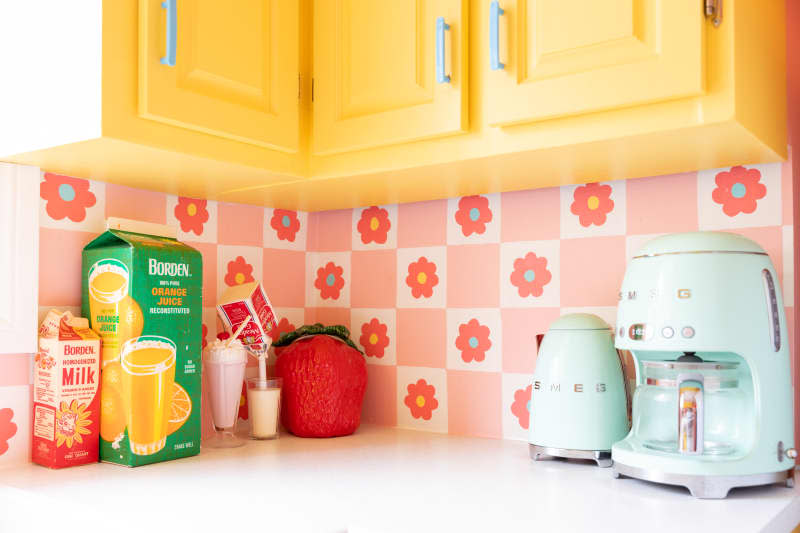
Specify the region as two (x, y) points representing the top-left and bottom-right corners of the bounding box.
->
(167, 383), (192, 435)
(100, 386), (126, 442)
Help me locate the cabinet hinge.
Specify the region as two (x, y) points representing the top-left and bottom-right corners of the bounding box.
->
(704, 0), (722, 27)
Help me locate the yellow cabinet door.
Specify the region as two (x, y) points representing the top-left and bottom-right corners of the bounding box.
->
(313, 0), (467, 155)
(487, 0), (705, 126)
(138, 0), (299, 153)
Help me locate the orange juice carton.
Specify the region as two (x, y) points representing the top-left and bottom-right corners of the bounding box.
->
(32, 311), (101, 468)
(82, 218), (202, 467)
(217, 281), (278, 346)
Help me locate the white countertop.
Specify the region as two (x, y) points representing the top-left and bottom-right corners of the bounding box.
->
(1, 426), (798, 533)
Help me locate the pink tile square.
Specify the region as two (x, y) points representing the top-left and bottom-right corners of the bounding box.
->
(560, 236), (626, 307)
(397, 200), (447, 247)
(501, 187), (560, 242)
(627, 172), (698, 234)
(217, 202), (263, 246)
(447, 244), (499, 307)
(447, 370), (502, 438)
(397, 309), (446, 367)
(191, 242), (217, 308)
(0, 354), (31, 387)
(307, 210), (352, 251)
(39, 229), (95, 306)
(262, 249), (305, 307)
(351, 250), (397, 308)
(731, 227), (783, 283)
(501, 308), (561, 373)
(304, 307), (351, 329)
(105, 183), (166, 224)
(362, 365), (397, 426)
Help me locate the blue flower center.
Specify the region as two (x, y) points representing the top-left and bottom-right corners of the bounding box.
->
(325, 273), (335, 286)
(281, 215), (291, 227)
(526, 400), (531, 412)
(731, 182), (746, 198)
(523, 269), (536, 282)
(468, 336), (479, 349)
(469, 207), (480, 222)
(58, 183), (76, 202)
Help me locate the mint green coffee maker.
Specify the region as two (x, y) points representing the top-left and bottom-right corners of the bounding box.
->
(613, 232), (796, 498)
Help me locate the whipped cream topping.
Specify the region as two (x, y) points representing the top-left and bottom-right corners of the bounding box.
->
(205, 338), (247, 363)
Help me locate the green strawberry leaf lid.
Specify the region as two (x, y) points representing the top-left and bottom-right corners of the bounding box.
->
(273, 323), (363, 354)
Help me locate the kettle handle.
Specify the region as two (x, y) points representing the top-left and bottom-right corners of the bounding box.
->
(535, 333), (545, 351)
(615, 348), (633, 424)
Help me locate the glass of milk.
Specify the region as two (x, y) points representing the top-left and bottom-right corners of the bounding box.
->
(204, 338), (247, 448)
(246, 377), (282, 439)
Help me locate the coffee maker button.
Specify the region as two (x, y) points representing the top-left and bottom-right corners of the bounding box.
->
(661, 327), (675, 339)
(681, 326), (695, 339)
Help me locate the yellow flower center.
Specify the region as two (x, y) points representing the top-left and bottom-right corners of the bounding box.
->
(187, 203), (197, 216)
(235, 272), (245, 284)
(369, 333), (379, 345)
(587, 196), (600, 210)
(369, 217), (380, 231)
(416, 272), (427, 285)
(415, 395), (426, 408)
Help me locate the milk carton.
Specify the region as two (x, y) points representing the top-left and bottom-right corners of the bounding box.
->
(217, 281), (278, 346)
(32, 310), (101, 468)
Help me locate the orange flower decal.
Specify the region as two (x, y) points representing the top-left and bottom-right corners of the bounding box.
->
(511, 385), (532, 429)
(174, 197), (209, 235)
(510, 252), (552, 298)
(0, 408), (18, 456)
(40, 173), (96, 223)
(359, 318), (390, 358)
(224, 256), (255, 287)
(455, 319), (492, 363)
(270, 209), (301, 242)
(314, 261), (345, 300)
(711, 166), (767, 216)
(356, 206), (391, 244)
(269, 317), (296, 342)
(404, 379), (438, 420)
(454, 195), (493, 236)
(406, 257), (439, 299)
(570, 183), (614, 227)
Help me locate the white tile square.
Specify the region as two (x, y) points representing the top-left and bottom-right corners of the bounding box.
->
(500, 240), (560, 308)
(501, 373), (533, 441)
(560, 307), (618, 329)
(350, 308), (396, 366)
(165, 195), (218, 243)
(264, 208), (308, 251)
(783, 225), (794, 307)
(560, 180), (626, 239)
(305, 252), (351, 308)
(446, 308), (502, 372)
(352, 205), (397, 250)
(446, 193), (501, 245)
(698, 163), (782, 230)
(216, 245), (263, 301)
(39, 173), (106, 233)
(396, 246), (447, 308)
(202, 307), (219, 351)
(0, 385), (31, 467)
(396, 366), (448, 433)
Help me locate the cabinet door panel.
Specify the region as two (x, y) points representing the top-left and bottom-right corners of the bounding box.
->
(313, 0), (467, 155)
(139, 0), (299, 153)
(487, 0), (705, 126)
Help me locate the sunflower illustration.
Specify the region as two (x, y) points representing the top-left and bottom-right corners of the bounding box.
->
(56, 400), (92, 448)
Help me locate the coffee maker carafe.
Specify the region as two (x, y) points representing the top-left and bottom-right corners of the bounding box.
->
(613, 232), (795, 498)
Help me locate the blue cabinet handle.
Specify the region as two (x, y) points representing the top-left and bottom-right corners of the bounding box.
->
(489, 1), (504, 70)
(160, 0), (177, 67)
(436, 17), (451, 83)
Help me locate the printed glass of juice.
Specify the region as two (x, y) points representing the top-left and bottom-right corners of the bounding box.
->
(120, 336), (176, 455)
(88, 259), (132, 367)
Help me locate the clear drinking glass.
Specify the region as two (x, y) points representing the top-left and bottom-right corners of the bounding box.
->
(246, 378), (282, 440)
(204, 342), (248, 448)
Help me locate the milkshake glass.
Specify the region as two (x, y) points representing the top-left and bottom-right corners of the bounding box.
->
(204, 338), (247, 448)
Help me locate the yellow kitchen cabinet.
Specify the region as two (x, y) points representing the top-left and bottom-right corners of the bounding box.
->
(485, 0), (705, 126)
(312, 0), (468, 155)
(0, 0), (304, 200)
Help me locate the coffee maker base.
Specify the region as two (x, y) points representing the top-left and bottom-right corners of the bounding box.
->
(529, 444), (613, 468)
(612, 461), (794, 499)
